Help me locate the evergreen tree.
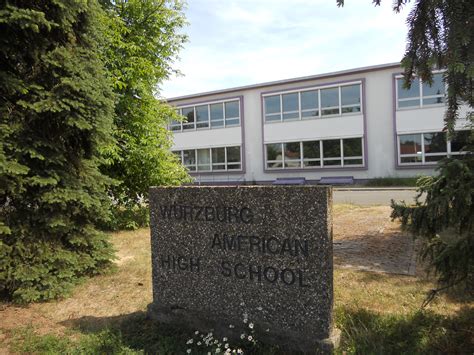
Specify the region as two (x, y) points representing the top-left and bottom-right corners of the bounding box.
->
(338, 0), (473, 296)
(0, 0), (115, 302)
(99, 0), (190, 229)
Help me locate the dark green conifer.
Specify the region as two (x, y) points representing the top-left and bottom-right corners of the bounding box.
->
(0, 0), (115, 302)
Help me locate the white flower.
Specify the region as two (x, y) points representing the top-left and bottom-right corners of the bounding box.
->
(240, 334), (245, 339)
(186, 349), (191, 354)
(224, 343), (229, 349)
(195, 331), (199, 335)
(222, 337), (227, 342)
(197, 341), (201, 346)
(248, 335), (253, 341)
(257, 307), (263, 311)
(248, 323), (254, 329)
(215, 348), (221, 353)
(186, 339), (193, 344)
(214, 339), (218, 344)
(237, 349), (243, 354)
(266, 328), (270, 332)
(229, 324), (235, 329)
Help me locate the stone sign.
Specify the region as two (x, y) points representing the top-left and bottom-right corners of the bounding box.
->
(148, 186), (338, 353)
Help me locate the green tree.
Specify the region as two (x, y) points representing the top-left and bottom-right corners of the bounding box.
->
(0, 0), (116, 302)
(99, 0), (190, 229)
(338, 0), (473, 296)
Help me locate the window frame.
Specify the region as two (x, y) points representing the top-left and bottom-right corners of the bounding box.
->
(397, 130), (469, 166)
(395, 71), (446, 110)
(173, 145), (243, 173)
(169, 98), (241, 132)
(265, 137), (365, 170)
(262, 81), (363, 124)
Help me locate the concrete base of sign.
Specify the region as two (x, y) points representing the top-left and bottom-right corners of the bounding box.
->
(148, 302), (340, 354)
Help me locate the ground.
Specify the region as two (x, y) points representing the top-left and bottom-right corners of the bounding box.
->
(0, 205), (472, 354)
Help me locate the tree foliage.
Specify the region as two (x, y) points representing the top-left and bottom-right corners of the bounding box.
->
(99, 0), (190, 228)
(338, 0), (473, 295)
(0, 0), (115, 302)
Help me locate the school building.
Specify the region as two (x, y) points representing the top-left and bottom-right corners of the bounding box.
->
(167, 63), (470, 184)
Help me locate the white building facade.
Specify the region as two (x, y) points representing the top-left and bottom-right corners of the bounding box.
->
(168, 63), (470, 184)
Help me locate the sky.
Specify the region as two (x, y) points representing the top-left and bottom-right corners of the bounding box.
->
(160, 0), (413, 99)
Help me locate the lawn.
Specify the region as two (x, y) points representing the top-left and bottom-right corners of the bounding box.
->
(1, 205), (472, 354)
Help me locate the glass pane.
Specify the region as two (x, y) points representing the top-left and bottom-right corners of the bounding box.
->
(323, 139), (341, 158)
(343, 138), (362, 157)
(182, 107), (194, 129)
(322, 108), (339, 116)
(424, 132), (446, 153)
(302, 110), (319, 118)
(210, 103), (224, 121)
(196, 105), (208, 122)
(283, 112), (299, 120)
(303, 141), (320, 159)
(399, 134), (422, 155)
(341, 106), (361, 113)
(303, 160), (320, 167)
(344, 159), (363, 165)
(265, 95), (280, 114)
(183, 150), (196, 170)
(397, 78), (420, 99)
(450, 131), (470, 152)
(282, 93), (298, 112)
(323, 160), (341, 166)
(227, 164), (241, 170)
(265, 114), (281, 122)
(422, 73), (445, 97)
(266, 143), (282, 161)
(320, 87), (339, 108)
(225, 118), (240, 126)
(225, 101), (239, 118)
(423, 97), (445, 105)
(401, 156), (422, 163)
(226, 146), (241, 163)
(341, 84), (360, 106)
(425, 155), (446, 162)
(398, 99), (420, 108)
(284, 142), (301, 161)
(197, 149), (210, 171)
(267, 162), (282, 169)
(212, 147), (225, 164)
(301, 90), (318, 110)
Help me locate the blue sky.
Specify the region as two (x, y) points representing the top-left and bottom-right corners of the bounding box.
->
(160, 0), (413, 99)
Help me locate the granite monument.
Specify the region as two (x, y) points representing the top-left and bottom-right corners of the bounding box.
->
(148, 186), (339, 353)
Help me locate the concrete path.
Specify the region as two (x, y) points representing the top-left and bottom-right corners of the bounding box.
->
(334, 187), (421, 206)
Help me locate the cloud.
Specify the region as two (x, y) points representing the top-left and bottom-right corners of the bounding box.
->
(161, 0), (414, 99)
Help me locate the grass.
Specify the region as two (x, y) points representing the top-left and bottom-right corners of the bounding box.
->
(364, 177), (420, 187)
(2, 206), (473, 354)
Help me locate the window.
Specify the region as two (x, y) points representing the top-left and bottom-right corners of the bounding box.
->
(398, 130), (469, 165)
(397, 73), (445, 109)
(173, 146), (242, 172)
(301, 90), (319, 118)
(265, 137), (364, 169)
(263, 82), (362, 123)
(320, 88), (339, 116)
(302, 140), (320, 167)
(322, 139), (341, 166)
(266, 143), (283, 168)
(170, 99), (241, 131)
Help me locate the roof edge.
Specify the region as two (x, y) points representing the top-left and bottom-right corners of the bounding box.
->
(165, 62), (401, 102)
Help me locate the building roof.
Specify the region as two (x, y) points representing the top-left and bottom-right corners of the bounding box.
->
(166, 62), (401, 102)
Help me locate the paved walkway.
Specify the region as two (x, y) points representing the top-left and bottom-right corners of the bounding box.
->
(334, 187), (421, 206)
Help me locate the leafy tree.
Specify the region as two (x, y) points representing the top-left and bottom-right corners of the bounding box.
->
(99, 0), (190, 229)
(338, 0), (473, 296)
(0, 0), (115, 302)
